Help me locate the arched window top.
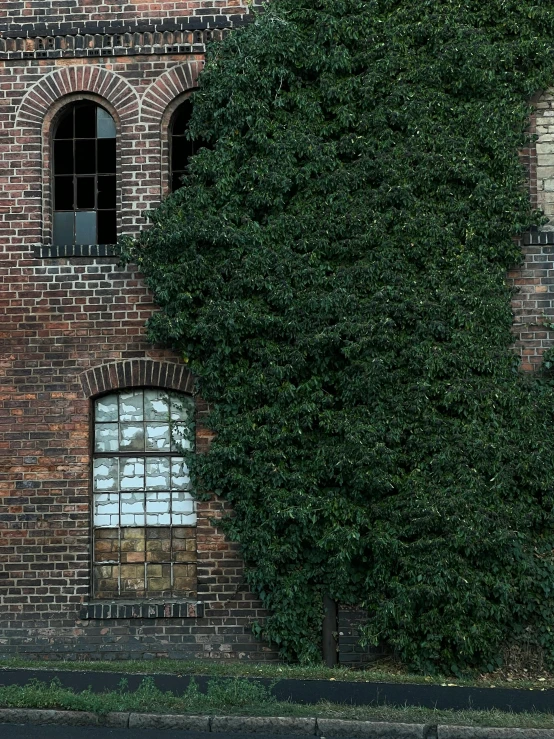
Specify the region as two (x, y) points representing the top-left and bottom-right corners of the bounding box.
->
(53, 101), (117, 247)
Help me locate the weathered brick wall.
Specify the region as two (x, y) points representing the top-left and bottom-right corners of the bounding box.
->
(509, 90), (554, 371)
(0, 0), (276, 660)
(0, 1), (262, 35)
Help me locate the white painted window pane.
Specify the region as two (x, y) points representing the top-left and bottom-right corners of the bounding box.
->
(173, 512), (197, 526)
(146, 457), (170, 490)
(171, 491), (195, 515)
(145, 423), (170, 450)
(95, 423), (119, 452)
(75, 210), (96, 245)
(93, 457), (118, 491)
(97, 107), (116, 139)
(144, 390), (169, 421)
(120, 458), (145, 490)
(146, 491), (171, 525)
(94, 493), (119, 527)
(170, 457), (190, 490)
(119, 390), (144, 421)
(171, 422), (193, 451)
(121, 492), (145, 526)
(120, 423), (145, 451)
(95, 394), (118, 422)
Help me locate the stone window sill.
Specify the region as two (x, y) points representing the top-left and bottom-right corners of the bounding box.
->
(79, 601), (203, 620)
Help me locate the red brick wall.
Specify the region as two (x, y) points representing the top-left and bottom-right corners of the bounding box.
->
(0, 1), (261, 33)
(0, 1), (276, 658)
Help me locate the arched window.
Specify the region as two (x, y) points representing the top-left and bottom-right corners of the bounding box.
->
(170, 98), (197, 192)
(53, 101), (117, 246)
(92, 388), (196, 599)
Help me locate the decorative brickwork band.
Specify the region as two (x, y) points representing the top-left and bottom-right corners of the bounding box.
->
(79, 359), (194, 399)
(141, 62), (202, 124)
(79, 601), (203, 620)
(15, 64), (139, 130)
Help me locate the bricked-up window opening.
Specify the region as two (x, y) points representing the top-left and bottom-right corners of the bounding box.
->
(92, 389), (197, 599)
(53, 101), (117, 246)
(171, 99), (196, 192)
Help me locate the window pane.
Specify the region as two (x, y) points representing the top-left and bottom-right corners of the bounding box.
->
(97, 176), (116, 209)
(54, 177), (74, 210)
(121, 493), (145, 526)
(75, 103), (96, 138)
(120, 391), (144, 421)
(97, 107), (116, 139)
(94, 493), (120, 527)
(54, 140), (73, 174)
(97, 210), (116, 245)
(96, 394), (118, 422)
(171, 457), (190, 490)
(171, 422), (193, 451)
(93, 457), (119, 491)
(53, 211), (74, 245)
(144, 389), (169, 421)
(171, 138), (189, 172)
(146, 491), (171, 526)
(120, 458), (145, 490)
(98, 139), (116, 174)
(170, 394), (194, 422)
(146, 458), (170, 490)
(76, 177), (95, 209)
(173, 100), (192, 136)
(75, 139), (96, 174)
(55, 109), (73, 139)
(95, 422), (119, 452)
(145, 423), (171, 451)
(75, 210), (96, 245)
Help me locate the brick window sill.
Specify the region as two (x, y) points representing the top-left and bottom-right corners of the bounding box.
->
(79, 601), (203, 620)
(34, 244), (118, 259)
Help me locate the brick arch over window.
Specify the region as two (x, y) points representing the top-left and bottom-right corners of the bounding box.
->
(15, 66), (139, 131)
(80, 360), (193, 399)
(140, 62), (203, 125)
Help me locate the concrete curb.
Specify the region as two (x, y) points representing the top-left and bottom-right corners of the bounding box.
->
(0, 709), (553, 738)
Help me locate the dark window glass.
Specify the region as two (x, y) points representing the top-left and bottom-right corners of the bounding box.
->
(52, 102), (117, 245)
(98, 139), (116, 174)
(75, 105), (96, 138)
(170, 98), (205, 193)
(77, 177), (96, 209)
(98, 176), (116, 210)
(98, 210), (117, 245)
(56, 111), (73, 139)
(55, 177), (74, 210)
(54, 141), (73, 174)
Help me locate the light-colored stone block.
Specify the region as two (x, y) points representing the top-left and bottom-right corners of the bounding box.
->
(437, 725), (554, 738)
(316, 718), (425, 738)
(129, 713), (209, 730)
(211, 715), (316, 734)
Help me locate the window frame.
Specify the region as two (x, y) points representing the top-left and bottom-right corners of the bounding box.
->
(45, 93), (121, 250)
(90, 387), (197, 602)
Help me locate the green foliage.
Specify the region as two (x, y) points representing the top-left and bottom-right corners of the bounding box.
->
(0, 677), (275, 714)
(122, 0), (554, 671)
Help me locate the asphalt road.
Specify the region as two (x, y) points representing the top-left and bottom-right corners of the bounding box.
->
(0, 726), (316, 739)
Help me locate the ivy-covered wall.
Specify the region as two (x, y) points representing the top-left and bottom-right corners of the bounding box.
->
(124, 0), (554, 673)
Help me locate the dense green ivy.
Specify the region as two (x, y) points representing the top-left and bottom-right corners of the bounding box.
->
(122, 0), (554, 672)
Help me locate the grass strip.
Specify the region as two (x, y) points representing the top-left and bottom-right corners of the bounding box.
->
(0, 657), (552, 692)
(0, 677), (552, 730)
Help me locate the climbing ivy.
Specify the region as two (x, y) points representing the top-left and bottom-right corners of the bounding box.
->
(122, 0), (554, 672)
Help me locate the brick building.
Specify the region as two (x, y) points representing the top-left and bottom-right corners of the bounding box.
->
(0, 1), (553, 662)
